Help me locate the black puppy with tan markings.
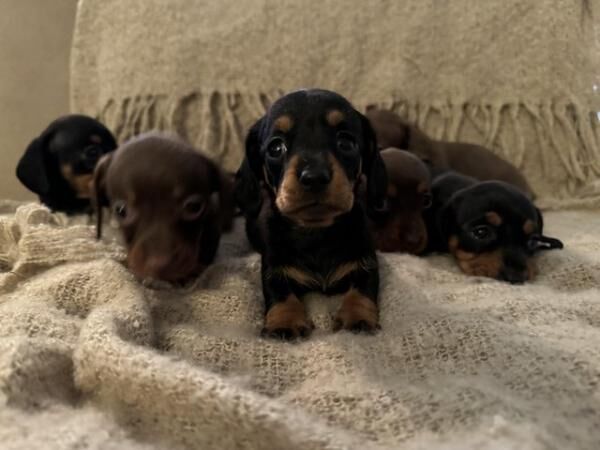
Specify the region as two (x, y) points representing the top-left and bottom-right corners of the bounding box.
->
(16, 115), (117, 214)
(235, 89), (388, 339)
(425, 171), (563, 283)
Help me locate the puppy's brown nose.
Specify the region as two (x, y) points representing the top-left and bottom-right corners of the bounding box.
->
(144, 254), (171, 275)
(299, 167), (331, 192)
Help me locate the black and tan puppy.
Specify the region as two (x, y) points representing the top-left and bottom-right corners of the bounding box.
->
(365, 108), (534, 198)
(16, 115), (117, 214)
(367, 148), (431, 254)
(235, 89), (388, 339)
(425, 171), (562, 283)
(93, 133), (234, 283)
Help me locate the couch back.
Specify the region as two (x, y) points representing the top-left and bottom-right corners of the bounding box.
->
(71, 0), (600, 208)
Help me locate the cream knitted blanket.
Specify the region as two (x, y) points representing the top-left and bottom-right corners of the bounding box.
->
(1, 201), (599, 449)
(71, 0), (600, 208)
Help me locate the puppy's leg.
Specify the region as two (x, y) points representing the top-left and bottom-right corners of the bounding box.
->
(333, 260), (380, 333)
(261, 262), (314, 340)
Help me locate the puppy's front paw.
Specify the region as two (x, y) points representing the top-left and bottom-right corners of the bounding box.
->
(333, 290), (379, 334)
(261, 295), (314, 340)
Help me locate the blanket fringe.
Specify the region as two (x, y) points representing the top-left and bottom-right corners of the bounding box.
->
(93, 91), (600, 205)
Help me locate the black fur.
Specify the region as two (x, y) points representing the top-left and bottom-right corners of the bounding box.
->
(424, 171), (563, 283)
(16, 115), (117, 214)
(235, 89), (387, 338)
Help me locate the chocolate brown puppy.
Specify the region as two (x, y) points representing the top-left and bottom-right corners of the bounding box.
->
(368, 148), (431, 254)
(365, 108), (534, 198)
(16, 115), (117, 214)
(424, 171), (562, 283)
(93, 133), (234, 283)
(235, 89), (388, 339)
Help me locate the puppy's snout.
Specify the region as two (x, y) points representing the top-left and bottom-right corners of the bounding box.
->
(499, 267), (528, 284)
(299, 167), (331, 192)
(144, 254), (172, 275)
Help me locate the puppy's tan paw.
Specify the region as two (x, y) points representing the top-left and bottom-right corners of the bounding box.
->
(261, 295), (314, 340)
(333, 289), (380, 334)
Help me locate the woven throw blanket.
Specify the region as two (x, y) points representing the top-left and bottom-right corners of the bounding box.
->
(1, 201), (599, 449)
(71, 0), (600, 208)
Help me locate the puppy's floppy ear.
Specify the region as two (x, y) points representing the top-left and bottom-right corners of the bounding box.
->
(359, 113), (388, 214)
(234, 117), (266, 217)
(16, 136), (50, 196)
(92, 153), (113, 239)
(528, 208), (564, 251)
(209, 165), (235, 232)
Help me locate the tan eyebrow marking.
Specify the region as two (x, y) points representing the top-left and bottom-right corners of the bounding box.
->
(273, 115), (294, 132)
(523, 219), (536, 235)
(326, 109), (345, 127)
(485, 211), (503, 226)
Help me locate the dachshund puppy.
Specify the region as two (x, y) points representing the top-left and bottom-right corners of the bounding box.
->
(235, 89), (388, 339)
(424, 171), (563, 283)
(16, 115), (117, 214)
(93, 133), (234, 283)
(365, 108), (534, 198)
(367, 148), (431, 254)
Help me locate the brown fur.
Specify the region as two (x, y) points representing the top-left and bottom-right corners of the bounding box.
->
(273, 259), (372, 291)
(273, 114), (294, 133)
(366, 108), (534, 198)
(523, 219), (536, 235)
(453, 247), (504, 278)
(60, 164), (93, 199)
(485, 211), (503, 226)
(326, 109), (345, 127)
(369, 148), (431, 254)
(92, 133), (234, 283)
(275, 154), (354, 228)
(333, 289), (379, 332)
(263, 294), (314, 339)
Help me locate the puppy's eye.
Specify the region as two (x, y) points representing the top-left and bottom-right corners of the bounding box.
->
(336, 132), (357, 153)
(83, 145), (101, 160)
(266, 139), (287, 159)
(182, 196), (206, 221)
(112, 200), (127, 220)
(470, 225), (496, 241)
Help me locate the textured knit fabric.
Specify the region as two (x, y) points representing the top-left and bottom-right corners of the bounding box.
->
(1, 202), (599, 449)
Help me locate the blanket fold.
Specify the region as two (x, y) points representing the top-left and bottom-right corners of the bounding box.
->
(1, 202), (600, 449)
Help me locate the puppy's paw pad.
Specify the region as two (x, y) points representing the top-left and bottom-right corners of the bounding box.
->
(261, 321), (314, 341)
(333, 316), (380, 334)
(333, 290), (379, 334)
(262, 296), (314, 341)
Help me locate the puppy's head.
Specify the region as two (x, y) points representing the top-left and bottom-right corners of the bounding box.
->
(370, 148), (431, 254)
(236, 89), (387, 227)
(93, 133), (233, 283)
(365, 107), (441, 166)
(16, 115), (117, 202)
(439, 181), (563, 283)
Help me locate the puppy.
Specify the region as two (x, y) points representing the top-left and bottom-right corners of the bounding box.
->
(424, 171), (563, 283)
(235, 89), (388, 339)
(16, 115), (117, 214)
(93, 133), (234, 283)
(365, 108), (534, 198)
(367, 148), (431, 254)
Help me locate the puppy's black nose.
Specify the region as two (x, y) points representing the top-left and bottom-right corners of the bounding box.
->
(299, 168), (331, 192)
(499, 268), (527, 284)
